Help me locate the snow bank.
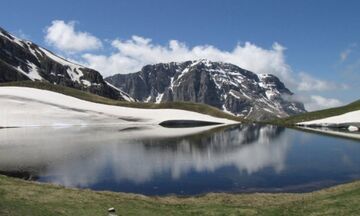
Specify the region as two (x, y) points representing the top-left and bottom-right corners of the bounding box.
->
(296, 110), (360, 140)
(0, 87), (237, 127)
(297, 110), (360, 126)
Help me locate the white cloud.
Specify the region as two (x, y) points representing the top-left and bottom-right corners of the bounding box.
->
(45, 20), (102, 53)
(82, 35), (343, 95)
(42, 23), (348, 110)
(297, 72), (340, 91)
(82, 36), (292, 81)
(81, 36), (350, 112)
(302, 95), (343, 111)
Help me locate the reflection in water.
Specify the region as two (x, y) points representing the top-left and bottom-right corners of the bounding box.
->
(0, 124), (359, 195)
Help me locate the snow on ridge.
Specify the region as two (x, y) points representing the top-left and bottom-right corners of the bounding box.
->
(38, 47), (82, 68)
(38, 47), (85, 83)
(0, 87), (236, 127)
(0, 30), (25, 48)
(105, 81), (135, 102)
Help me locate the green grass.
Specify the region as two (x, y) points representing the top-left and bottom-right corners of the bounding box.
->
(0, 175), (359, 216)
(0, 81), (245, 123)
(268, 99), (360, 126)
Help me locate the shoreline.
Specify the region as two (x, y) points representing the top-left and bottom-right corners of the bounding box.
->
(296, 126), (360, 140)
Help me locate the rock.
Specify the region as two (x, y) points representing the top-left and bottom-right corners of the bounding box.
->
(108, 207), (116, 212)
(348, 125), (359, 132)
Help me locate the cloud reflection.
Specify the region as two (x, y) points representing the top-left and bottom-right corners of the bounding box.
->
(0, 124), (289, 187)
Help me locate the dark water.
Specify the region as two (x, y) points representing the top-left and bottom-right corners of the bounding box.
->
(0, 124), (359, 195)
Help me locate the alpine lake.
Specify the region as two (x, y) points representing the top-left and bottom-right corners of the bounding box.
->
(0, 123), (359, 196)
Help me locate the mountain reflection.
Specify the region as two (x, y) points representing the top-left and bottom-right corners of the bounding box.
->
(0, 124), (289, 188)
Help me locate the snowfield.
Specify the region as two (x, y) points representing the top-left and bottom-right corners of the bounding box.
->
(297, 110), (360, 139)
(297, 110), (360, 126)
(0, 87), (237, 128)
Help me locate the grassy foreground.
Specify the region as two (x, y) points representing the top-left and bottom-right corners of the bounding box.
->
(0, 81), (244, 123)
(269, 99), (360, 126)
(0, 175), (359, 216)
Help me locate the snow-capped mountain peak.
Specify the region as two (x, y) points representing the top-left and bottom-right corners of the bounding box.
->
(106, 60), (306, 120)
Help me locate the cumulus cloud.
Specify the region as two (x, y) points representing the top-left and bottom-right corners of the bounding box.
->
(82, 35), (343, 95)
(297, 72), (346, 91)
(45, 20), (102, 53)
(42, 21), (348, 111)
(82, 35), (292, 80)
(302, 95), (343, 111)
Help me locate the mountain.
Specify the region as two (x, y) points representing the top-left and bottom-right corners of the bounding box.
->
(106, 60), (306, 120)
(0, 27), (133, 101)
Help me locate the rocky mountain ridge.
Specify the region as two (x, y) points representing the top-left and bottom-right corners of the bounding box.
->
(0, 27), (133, 101)
(106, 59), (306, 120)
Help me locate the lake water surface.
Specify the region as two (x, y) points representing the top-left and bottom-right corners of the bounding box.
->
(0, 124), (359, 195)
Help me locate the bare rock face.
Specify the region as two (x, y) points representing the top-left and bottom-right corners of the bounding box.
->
(106, 60), (306, 120)
(0, 27), (132, 101)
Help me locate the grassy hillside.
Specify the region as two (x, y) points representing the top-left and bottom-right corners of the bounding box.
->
(269, 99), (360, 126)
(0, 175), (359, 216)
(0, 81), (244, 123)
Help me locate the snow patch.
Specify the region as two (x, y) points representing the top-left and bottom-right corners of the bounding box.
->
(155, 93), (164, 104)
(298, 110), (360, 126)
(15, 62), (43, 81)
(81, 80), (91, 87)
(0, 87), (237, 127)
(0, 30), (25, 47)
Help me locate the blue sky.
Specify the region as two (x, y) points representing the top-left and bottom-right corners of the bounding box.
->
(1, 0), (359, 110)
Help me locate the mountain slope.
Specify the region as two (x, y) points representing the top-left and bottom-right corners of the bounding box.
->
(0, 27), (132, 101)
(106, 60), (306, 120)
(0, 81), (243, 122)
(271, 99), (360, 126)
(0, 86), (236, 127)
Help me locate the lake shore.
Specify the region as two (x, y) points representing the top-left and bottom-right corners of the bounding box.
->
(0, 175), (359, 216)
(296, 126), (360, 140)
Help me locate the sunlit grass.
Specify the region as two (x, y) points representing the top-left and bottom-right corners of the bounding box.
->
(0, 175), (359, 216)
